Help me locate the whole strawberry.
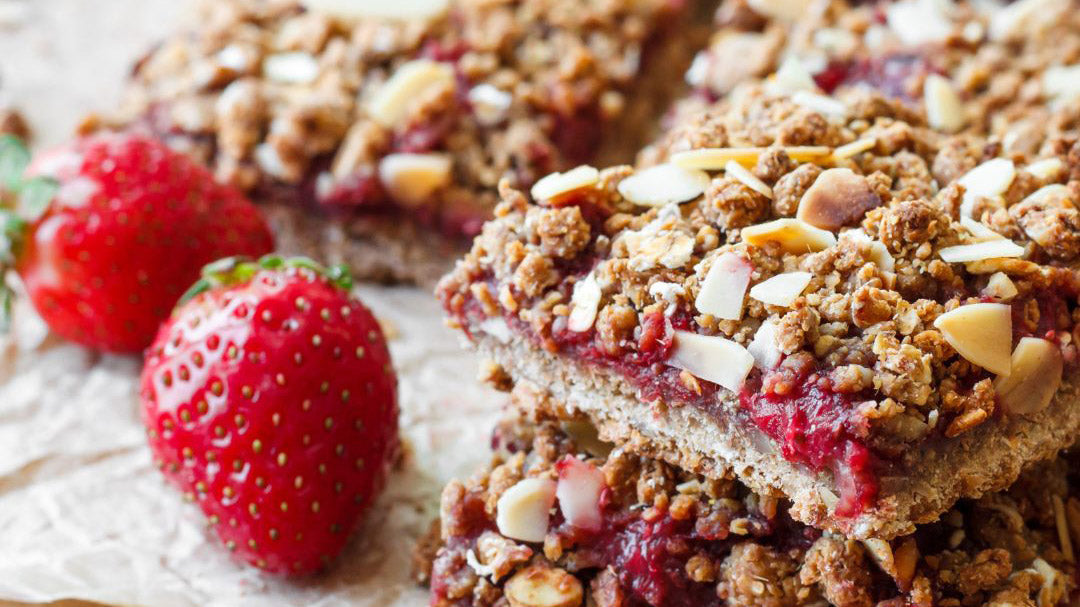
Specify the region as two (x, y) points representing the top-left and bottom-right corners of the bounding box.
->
(140, 256), (399, 575)
(0, 133), (274, 352)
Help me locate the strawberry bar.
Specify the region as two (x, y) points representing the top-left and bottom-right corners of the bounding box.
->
(95, 0), (701, 282)
(678, 0), (1080, 147)
(439, 86), (1080, 539)
(418, 400), (1078, 607)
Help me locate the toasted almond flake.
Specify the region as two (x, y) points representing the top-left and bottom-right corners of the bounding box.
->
(862, 539), (896, 578)
(747, 319), (782, 369)
(671, 146), (830, 170)
(831, 138), (876, 161)
(477, 318), (513, 343)
(495, 478), (557, 543)
(844, 230), (895, 271)
(939, 239), (1024, 263)
(667, 331), (755, 392)
(262, 52), (320, 84)
(768, 56), (818, 94)
(959, 216), (1005, 242)
(886, 0), (954, 45)
(468, 84), (513, 126)
(725, 160), (773, 199)
(1053, 495), (1074, 563)
(505, 565), (583, 607)
(791, 90), (848, 119)
(695, 251), (752, 320)
(617, 164), (710, 207)
(1021, 183), (1072, 206)
(994, 337), (1063, 415)
(300, 0), (449, 20)
(556, 458), (605, 531)
(958, 158), (1016, 217)
(530, 165), (599, 201)
(742, 218), (837, 253)
(797, 168), (881, 231)
(747, 0), (808, 20)
(933, 302), (1013, 375)
(990, 0), (1069, 41)
(377, 152), (452, 207)
(749, 272), (812, 307)
(982, 272), (1018, 301)
(368, 59), (455, 128)
(924, 73), (965, 133)
(1043, 64), (1080, 101)
(1026, 157), (1066, 181)
(567, 274), (601, 332)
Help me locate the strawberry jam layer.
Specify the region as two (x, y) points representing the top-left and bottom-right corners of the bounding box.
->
(813, 53), (933, 102)
(740, 358), (877, 517)
(452, 285), (881, 518)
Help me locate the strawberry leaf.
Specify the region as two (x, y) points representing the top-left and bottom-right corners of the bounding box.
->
(17, 177), (58, 222)
(0, 135), (30, 192)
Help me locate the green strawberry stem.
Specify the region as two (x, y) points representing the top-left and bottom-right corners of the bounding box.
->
(179, 255), (355, 306)
(0, 135), (58, 331)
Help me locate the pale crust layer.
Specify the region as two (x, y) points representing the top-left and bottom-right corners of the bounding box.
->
(472, 331), (1080, 539)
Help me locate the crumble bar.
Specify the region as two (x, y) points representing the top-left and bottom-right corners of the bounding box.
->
(417, 401), (1077, 607)
(678, 0), (1080, 148)
(93, 0), (701, 282)
(438, 85), (1080, 538)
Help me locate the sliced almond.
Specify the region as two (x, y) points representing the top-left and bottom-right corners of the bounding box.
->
(495, 478), (557, 543)
(617, 163), (710, 207)
(1026, 157), (1066, 181)
(994, 337), (1063, 415)
(670, 146), (831, 171)
(377, 152), (452, 207)
(567, 274), (601, 333)
(747, 319), (782, 369)
(886, 0), (954, 45)
(368, 59), (455, 128)
(301, 0), (450, 21)
(556, 457), (606, 531)
(505, 565), (584, 607)
(262, 52), (319, 84)
(923, 73), (965, 133)
(796, 168), (881, 231)
(1043, 65), (1080, 101)
(468, 84), (513, 126)
(768, 55), (818, 94)
(832, 138), (876, 161)
(958, 158), (1016, 217)
(844, 230), (896, 272)
(862, 539), (896, 578)
(1020, 183), (1072, 207)
(667, 330), (755, 392)
(725, 160), (773, 199)
(749, 272), (812, 307)
(477, 317), (512, 343)
(990, 0), (1069, 41)
(747, 0), (808, 20)
(742, 218), (838, 253)
(695, 251), (752, 320)
(982, 272), (1018, 301)
(933, 303), (1013, 375)
(530, 165), (599, 202)
(959, 216), (1005, 242)
(791, 90), (848, 119)
(939, 239), (1024, 263)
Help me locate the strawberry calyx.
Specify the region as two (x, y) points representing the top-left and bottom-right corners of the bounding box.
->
(0, 135), (58, 329)
(179, 254), (355, 305)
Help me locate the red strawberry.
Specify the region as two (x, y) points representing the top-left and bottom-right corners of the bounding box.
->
(139, 256), (398, 575)
(0, 133), (274, 352)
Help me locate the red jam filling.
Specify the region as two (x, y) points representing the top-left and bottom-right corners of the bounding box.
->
(740, 363), (878, 518)
(813, 53), (932, 102)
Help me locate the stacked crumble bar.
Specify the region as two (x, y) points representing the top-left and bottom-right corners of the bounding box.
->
(417, 392), (1077, 607)
(94, 0), (701, 282)
(428, 0), (1080, 604)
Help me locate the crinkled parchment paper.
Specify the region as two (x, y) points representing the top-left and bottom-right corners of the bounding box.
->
(0, 2), (504, 605)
